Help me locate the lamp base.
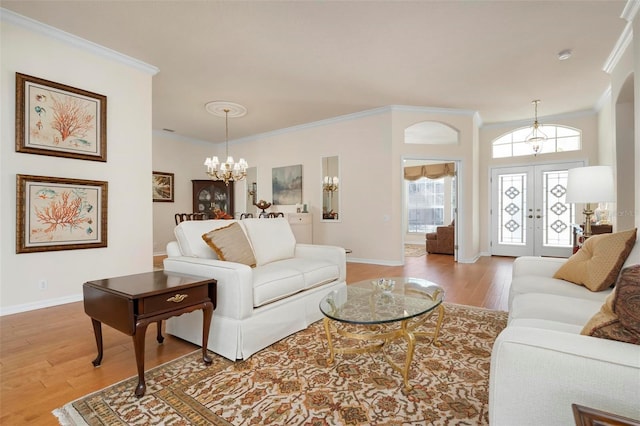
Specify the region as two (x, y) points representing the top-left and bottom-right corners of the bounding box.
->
(583, 203), (595, 238)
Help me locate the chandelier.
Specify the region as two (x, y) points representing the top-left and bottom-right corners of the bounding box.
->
(204, 101), (248, 186)
(525, 99), (547, 156)
(322, 176), (339, 193)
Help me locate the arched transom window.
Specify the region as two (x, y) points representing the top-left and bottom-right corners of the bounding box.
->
(492, 125), (581, 158)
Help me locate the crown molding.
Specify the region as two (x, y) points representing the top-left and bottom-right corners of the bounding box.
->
(603, 0), (638, 74)
(595, 85), (613, 112)
(603, 22), (633, 74)
(1, 8), (159, 75)
(621, 0), (640, 22)
(230, 105), (478, 145)
(152, 129), (213, 146)
(481, 109), (596, 130)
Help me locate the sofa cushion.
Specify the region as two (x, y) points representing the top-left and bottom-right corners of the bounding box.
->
(202, 222), (256, 267)
(581, 265), (640, 344)
(508, 275), (612, 309)
(275, 258), (339, 289)
(553, 228), (637, 291)
(175, 219), (240, 259)
(252, 264), (304, 307)
(510, 293), (603, 327)
(509, 318), (584, 334)
(242, 218), (296, 266)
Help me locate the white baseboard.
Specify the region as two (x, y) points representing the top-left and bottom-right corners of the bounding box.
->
(0, 293), (83, 316)
(347, 257), (403, 266)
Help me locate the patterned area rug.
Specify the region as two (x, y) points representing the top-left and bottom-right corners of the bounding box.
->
(54, 303), (507, 425)
(404, 244), (427, 257)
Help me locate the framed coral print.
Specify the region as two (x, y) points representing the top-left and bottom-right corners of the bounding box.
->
(16, 175), (108, 253)
(15, 73), (107, 162)
(152, 171), (174, 202)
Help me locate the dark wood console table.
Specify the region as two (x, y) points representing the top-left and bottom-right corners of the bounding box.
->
(572, 224), (613, 253)
(83, 271), (216, 397)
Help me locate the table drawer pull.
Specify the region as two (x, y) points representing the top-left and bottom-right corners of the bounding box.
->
(167, 294), (188, 303)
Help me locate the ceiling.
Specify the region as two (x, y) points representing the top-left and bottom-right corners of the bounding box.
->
(1, 1), (629, 144)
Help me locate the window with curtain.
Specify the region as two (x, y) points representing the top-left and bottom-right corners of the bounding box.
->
(492, 125), (581, 158)
(407, 178), (444, 233)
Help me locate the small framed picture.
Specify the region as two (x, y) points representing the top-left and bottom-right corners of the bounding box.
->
(152, 171), (174, 202)
(16, 175), (108, 253)
(15, 73), (107, 162)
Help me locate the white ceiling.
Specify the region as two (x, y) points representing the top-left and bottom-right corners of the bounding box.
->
(2, 1), (629, 144)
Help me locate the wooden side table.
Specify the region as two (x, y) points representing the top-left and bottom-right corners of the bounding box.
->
(573, 224), (613, 253)
(83, 271), (216, 397)
(572, 403), (640, 426)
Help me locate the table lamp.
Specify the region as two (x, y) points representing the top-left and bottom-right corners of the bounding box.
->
(565, 165), (615, 238)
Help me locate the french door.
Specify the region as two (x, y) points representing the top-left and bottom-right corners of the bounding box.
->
(491, 162), (583, 257)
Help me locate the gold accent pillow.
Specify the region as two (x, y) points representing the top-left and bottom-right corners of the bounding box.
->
(553, 228), (637, 291)
(202, 222), (256, 267)
(581, 265), (640, 344)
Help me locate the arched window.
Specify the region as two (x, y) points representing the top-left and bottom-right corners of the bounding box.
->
(405, 121), (459, 145)
(492, 125), (581, 158)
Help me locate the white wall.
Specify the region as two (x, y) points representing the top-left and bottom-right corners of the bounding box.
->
(607, 5), (640, 232)
(153, 107), (482, 264)
(0, 14), (156, 314)
(151, 131), (219, 255)
(390, 108), (478, 262)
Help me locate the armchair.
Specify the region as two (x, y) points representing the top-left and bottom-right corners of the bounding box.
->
(426, 223), (454, 255)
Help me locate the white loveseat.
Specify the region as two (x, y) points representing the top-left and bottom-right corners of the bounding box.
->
(489, 237), (640, 425)
(163, 218), (346, 361)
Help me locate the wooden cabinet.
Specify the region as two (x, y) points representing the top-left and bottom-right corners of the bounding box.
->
(192, 180), (234, 219)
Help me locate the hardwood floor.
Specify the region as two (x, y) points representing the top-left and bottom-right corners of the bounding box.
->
(0, 253), (513, 425)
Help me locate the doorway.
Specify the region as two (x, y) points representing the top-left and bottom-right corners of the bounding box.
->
(403, 159), (459, 260)
(491, 161), (583, 257)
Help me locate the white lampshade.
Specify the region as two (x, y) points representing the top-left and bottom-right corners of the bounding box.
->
(565, 166), (615, 203)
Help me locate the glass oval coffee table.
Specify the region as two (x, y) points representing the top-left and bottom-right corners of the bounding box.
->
(319, 277), (445, 390)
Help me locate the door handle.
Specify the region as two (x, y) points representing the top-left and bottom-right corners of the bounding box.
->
(528, 215), (533, 218)
(536, 215), (542, 219)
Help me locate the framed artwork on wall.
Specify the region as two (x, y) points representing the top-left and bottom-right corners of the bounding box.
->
(272, 164), (302, 205)
(152, 171), (174, 202)
(15, 73), (107, 162)
(16, 174), (108, 253)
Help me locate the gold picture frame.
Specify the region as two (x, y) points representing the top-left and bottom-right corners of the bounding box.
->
(15, 73), (107, 162)
(152, 171), (174, 202)
(16, 174), (108, 253)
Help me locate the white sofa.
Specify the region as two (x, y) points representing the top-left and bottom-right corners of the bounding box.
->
(163, 218), (346, 361)
(489, 238), (640, 425)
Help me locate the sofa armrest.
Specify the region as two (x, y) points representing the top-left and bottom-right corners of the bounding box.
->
(294, 244), (347, 282)
(166, 241), (182, 257)
(490, 326), (640, 425)
(512, 256), (566, 279)
(163, 257), (254, 320)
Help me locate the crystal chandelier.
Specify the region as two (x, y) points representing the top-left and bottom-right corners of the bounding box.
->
(525, 99), (547, 156)
(204, 102), (248, 186)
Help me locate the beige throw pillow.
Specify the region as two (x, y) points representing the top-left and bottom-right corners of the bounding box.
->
(553, 228), (637, 291)
(581, 264), (640, 344)
(202, 222), (256, 267)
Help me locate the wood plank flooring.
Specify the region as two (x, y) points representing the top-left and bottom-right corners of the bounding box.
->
(0, 253), (513, 425)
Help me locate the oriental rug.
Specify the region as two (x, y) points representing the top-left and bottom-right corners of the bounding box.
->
(54, 303), (507, 426)
(404, 244), (427, 257)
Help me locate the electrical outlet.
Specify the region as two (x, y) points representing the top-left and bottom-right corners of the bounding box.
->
(38, 280), (47, 290)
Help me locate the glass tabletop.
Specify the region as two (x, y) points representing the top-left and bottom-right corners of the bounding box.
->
(319, 277), (444, 325)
